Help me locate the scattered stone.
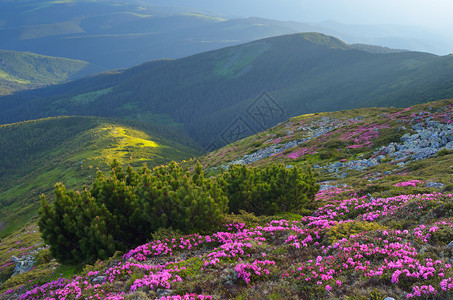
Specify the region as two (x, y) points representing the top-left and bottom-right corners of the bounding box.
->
(448, 241), (453, 249)
(425, 182), (445, 189)
(384, 297), (396, 300)
(11, 255), (35, 277)
(92, 276), (106, 284)
(220, 269), (237, 285)
(156, 289), (174, 297)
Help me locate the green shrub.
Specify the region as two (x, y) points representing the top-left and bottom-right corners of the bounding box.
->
(39, 161), (319, 264)
(39, 161), (227, 264)
(151, 227), (184, 242)
(437, 148), (453, 157)
(220, 164), (319, 216)
(327, 221), (386, 243)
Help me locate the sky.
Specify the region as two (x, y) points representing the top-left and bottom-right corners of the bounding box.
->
(157, 0), (453, 32)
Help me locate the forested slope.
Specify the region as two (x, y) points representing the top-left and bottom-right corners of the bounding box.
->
(1, 33), (453, 148)
(0, 116), (200, 237)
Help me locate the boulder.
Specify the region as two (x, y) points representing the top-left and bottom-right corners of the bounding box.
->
(11, 255), (35, 277)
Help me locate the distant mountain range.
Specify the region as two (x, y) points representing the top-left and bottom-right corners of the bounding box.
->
(0, 49), (99, 95)
(1, 32), (453, 149)
(0, 0), (451, 75)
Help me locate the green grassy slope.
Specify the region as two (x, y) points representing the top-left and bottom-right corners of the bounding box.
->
(1, 33), (453, 149)
(0, 50), (97, 95)
(0, 116), (200, 237)
(1, 99), (452, 299)
(200, 99), (453, 187)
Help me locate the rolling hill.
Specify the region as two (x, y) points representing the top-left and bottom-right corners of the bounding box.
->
(0, 116), (200, 237)
(0, 50), (98, 95)
(1, 33), (453, 149)
(1, 99), (452, 299)
(0, 0), (302, 70)
(2, 0), (449, 74)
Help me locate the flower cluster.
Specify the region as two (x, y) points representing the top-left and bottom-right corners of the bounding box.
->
(5, 187), (453, 300)
(235, 260), (275, 284)
(395, 180), (424, 187)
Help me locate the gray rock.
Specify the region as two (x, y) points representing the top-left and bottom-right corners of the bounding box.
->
(447, 133), (453, 143)
(92, 276), (106, 284)
(401, 133), (411, 141)
(448, 241), (453, 249)
(11, 255), (35, 277)
(427, 121), (440, 127)
(333, 162), (343, 168)
(384, 297), (396, 300)
(412, 123), (424, 131)
(157, 289), (174, 297)
(425, 182), (444, 189)
(221, 269), (238, 285)
(377, 155), (386, 162)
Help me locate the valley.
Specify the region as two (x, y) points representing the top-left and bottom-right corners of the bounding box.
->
(1, 33), (453, 150)
(0, 2), (453, 299)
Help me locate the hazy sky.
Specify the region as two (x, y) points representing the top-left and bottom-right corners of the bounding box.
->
(160, 0), (453, 31)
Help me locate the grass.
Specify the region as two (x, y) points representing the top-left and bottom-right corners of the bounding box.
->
(200, 99), (453, 188)
(0, 223), (42, 284)
(90, 124), (159, 164)
(1, 99), (453, 298)
(0, 116), (200, 238)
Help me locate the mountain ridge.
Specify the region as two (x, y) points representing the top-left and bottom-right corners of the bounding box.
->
(1, 32), (453, 149)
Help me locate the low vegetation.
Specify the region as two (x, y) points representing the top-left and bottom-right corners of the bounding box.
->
(1, 100), (453, 299)
(39, 161), (318, 265)
(0, 116), (200, 237)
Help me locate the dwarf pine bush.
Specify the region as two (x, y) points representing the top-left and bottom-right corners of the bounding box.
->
(39, 161), (227, 264)
(220, 164), (319, 215)
(39, 161), (318, 264)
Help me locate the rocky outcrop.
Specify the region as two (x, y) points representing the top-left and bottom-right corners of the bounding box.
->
(223, 116), (363, 168)
(321, 120), (452, 177)
(222, 111), (452, 177)
(9, 246), (48, 277)
(382, 121), (453, 163)
(11, 255), (35, 277)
